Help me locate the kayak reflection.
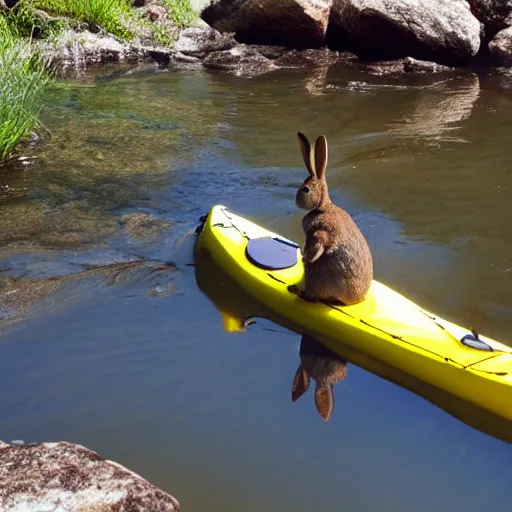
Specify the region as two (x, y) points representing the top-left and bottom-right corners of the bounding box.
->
(194, 243), (512, 444)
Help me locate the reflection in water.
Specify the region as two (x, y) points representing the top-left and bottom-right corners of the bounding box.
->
(291, 334), (348, 422)
(194, 245), (512, 444)
(387, 75), (480, 142)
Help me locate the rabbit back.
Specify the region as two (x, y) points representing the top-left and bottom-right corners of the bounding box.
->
(302, 205), (373, 305)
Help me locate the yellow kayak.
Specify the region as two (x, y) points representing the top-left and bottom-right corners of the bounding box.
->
(195, 204), (512, 420)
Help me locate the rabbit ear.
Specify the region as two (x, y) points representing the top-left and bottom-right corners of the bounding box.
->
(314, 135), (328, 181)
(291, 364), (310, 402)
(297, 132), (316, 178)
(314, 384), (334, 422)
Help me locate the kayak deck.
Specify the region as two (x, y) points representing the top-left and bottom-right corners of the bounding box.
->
(196, 204), (512, 420)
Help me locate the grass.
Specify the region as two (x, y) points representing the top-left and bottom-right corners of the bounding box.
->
(0, 0), (198, 161)
(31, 0), (135, 39)
(0, 16), (51, 162)
(163, 0), (197, 29)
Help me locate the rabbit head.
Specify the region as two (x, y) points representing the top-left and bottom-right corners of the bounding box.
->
(295, 132), (331, 211)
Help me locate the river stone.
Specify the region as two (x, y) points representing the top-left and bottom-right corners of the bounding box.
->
(467, 0), (512, 41)
(489, 25), (512, 64)
(327, 0), (481, 65)
(0, 440), (180, 511)
(203, 44), (277, 75)
(202, 0), (333, 48)
(173, 26), (237, 58)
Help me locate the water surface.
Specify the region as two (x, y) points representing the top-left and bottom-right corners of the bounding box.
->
(1, 62), (512, 511)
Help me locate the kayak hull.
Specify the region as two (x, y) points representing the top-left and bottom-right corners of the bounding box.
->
(196, 205), (512, 420)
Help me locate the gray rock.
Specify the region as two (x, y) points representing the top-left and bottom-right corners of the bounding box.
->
(36, 29), (145, 70)
(360, 56), (454, 76)
(467, 0), (512, 40)
(489, 25), (512, 64)
(274, 47), (356, 68)
(0, 440), (180, 511)
(202, 0), (333, 48)
(203, 44), (277, 76)
(328, 0), (481, 65)
(190, 0), (213, 12)
(172, 26), (237, 58)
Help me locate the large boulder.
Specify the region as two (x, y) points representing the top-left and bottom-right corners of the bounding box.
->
(467, 0), (512, 41)
(0, 440), (180, 511)
(327, 0), (481, 65)
(489, 25), (512, 64)
(201, 0), (333, 48)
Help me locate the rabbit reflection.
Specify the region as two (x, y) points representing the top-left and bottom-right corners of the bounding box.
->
(291, 334), (348, 422)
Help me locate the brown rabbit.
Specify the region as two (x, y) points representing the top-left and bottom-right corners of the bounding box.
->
(291, 334), (348, 422)
(288, 132), (373, 305)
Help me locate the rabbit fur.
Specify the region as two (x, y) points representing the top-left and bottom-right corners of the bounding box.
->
(291, 334), (348, 422)
(288, 132), (373, 306)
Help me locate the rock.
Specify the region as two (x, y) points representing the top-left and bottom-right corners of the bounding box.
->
(467, 0), (512, 41)
(202, 0), (333, 48)
(190, 0), (212, 12)
(359, 56), (454, 76)
(145, 3), (169, 22)
(489, 25), (512, 64)
(0, 440), (180, 511)
(255, 45), (291, 59)
(203, 44), (277, 76)
(327, 0), (481, 65)
(121, 212), (170, 240)
(36, 29), (144, 70)
(273, 47), (355, 68)
(172, 26), (237, 58)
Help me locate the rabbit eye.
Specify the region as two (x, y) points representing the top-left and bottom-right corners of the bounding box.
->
(302, 186), (310, 193)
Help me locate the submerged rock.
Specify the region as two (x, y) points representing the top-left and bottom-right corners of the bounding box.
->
(0, 440), (180, 511)
(202, 0), (333, 48)
(121, 212), (170, 240)
(489, 25), (512, 64)
(328, 0), (481, 65)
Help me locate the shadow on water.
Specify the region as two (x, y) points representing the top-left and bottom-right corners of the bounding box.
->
(194, 243), (512, 445)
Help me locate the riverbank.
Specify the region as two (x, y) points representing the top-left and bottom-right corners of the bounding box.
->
(2, 0), (512, 164)
(0, 440), (180, 510)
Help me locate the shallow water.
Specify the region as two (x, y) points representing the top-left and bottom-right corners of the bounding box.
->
(1, 62), (512, 511)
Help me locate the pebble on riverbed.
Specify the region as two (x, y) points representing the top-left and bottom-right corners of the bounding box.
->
(0, 440), (180, 511)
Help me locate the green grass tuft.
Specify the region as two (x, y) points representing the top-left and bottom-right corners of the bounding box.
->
(32, 0), (135, 39)
(163, 0), (197, 29)
(0, 16), (51, 163)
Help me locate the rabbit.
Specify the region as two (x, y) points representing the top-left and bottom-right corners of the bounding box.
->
(288, 132), (373, 306)
(291, 334), (348, 422)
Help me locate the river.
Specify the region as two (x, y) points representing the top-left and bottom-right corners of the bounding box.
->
(0, 62), (511, 511)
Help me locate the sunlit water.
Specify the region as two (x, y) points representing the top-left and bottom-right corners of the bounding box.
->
(1, 62), (512, 511)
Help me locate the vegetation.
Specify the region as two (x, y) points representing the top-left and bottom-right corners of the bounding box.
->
(0, 0), (198, 163)
(0, 16), (50, 162)
(163, 0), (197, 29)
(31, 0), (135, 39)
